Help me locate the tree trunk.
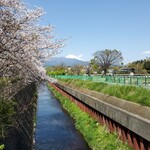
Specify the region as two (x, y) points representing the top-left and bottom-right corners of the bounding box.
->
(104, 69), (107, 75)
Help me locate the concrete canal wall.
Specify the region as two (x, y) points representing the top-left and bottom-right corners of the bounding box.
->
(51, 82), (150, 150)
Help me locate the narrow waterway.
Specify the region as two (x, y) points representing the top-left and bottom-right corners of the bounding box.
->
(35, 84), (91, 150)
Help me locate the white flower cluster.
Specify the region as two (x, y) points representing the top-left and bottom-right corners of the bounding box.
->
(0, 0), (64, 99)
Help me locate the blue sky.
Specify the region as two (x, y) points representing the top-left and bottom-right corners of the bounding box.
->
(24, 0), (150, 64)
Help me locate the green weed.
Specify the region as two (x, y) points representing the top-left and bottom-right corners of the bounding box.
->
(59, 79), (150, 107)
(48, 84), (132, 150)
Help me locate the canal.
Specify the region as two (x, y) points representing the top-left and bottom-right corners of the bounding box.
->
(34, 84), (90, 150)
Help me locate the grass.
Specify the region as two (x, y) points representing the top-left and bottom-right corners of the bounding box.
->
(0, 145), (4, 150)
(48, 84), (132, 150)
(59, 78), (150, 107)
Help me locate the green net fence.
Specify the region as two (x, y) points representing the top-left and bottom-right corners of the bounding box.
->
(51, 75), (150, 87)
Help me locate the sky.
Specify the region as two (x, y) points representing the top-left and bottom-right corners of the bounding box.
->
(23, 0), (150, 64)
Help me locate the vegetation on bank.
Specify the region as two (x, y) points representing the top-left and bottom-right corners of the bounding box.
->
(33, 92), (38, 124)
(0, 80), (37, 148)
(0, 100), (16, 138)
(59, 79), (150, 107)
(48, 84), (131, 150)
(0, 145), (4, 150)
(46, 64), (85, 76)
(46, 57), (150, 77)
(128, 58), (150, 74)
(0, 94), (16, 150)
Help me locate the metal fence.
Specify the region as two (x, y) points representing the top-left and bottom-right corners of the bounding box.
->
(105, 75), (150, 86)
(52, 75), (150, 87)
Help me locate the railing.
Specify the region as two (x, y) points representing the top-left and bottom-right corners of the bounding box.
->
(52, 75), (150, 87)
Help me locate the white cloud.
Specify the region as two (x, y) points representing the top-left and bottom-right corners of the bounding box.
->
(66, 54), (84, 60)
(142, 51), (150, 54)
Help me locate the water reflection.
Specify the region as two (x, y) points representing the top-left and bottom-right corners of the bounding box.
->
(35, 84), (90, 150)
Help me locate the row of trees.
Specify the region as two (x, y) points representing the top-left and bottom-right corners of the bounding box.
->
(90, 49), (150, 75)
(0, 0), (64, 100)
(46, 64), (85, 76)
(47, 49), (150, 76)
(46, 49), (123, 76)
(128, 58), (150, 74)
(0, 0), (63, 143)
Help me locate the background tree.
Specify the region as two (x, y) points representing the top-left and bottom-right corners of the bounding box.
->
(128, 59), (148, 74)
(53, 64), (67, 75)
(85, 66), (91, 76)
(110, 66), (120, 74)
(89, 59), (100, 74)
(46, 64), (67, 76)
(93, 49), (123, 75)
(70, 65), (84, 75)
(143, 58), (150, 73)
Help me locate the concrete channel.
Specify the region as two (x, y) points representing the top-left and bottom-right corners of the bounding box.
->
(34, 84), (90, 150)
(51, 81), (150, 150)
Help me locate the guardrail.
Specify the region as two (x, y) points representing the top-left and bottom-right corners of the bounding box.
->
(49, 81), (150, 150)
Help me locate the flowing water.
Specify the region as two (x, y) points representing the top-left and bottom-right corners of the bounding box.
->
(35, 84), (91, 150)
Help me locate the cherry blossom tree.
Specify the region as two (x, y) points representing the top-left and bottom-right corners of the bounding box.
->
(0, 0), (64, 99)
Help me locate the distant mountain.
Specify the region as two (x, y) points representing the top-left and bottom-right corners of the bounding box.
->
(44, 57), (89, 67)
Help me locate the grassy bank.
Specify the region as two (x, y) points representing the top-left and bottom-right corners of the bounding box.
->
(59, 78), (150, 107)
(0, 145), (4, 150)
(48, 84), (131, 150)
